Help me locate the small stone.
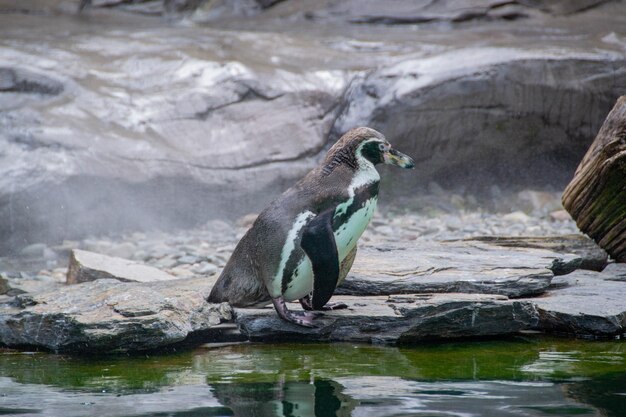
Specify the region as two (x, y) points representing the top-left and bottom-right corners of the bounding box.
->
(502, 211), (531, 223)
(168, 266), (194, 277)
(194, 262), (218, 275)
(131, 250), (148, 261)
(517, 190), (561, 213)
(107, 242), (137, 259)
(177, 255), (201, 265)
(42, 247), (57, 261)
(19, 243), (47, 258)
(549, 210), (572, 222)
(155, 257), (178, 269)
(374, 225), (394, 235)
(427, 181), (446, 196)
(236, 213), (258, 228)
(444, 216), (463, 231)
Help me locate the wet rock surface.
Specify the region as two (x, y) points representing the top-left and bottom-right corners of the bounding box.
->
(2, 1), (626, 250)
(0, 276), (232, 353)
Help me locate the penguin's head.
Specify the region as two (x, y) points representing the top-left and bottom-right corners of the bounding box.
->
(325, 127), (415, 172)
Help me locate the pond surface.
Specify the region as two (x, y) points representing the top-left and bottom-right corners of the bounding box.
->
(0, 337), (624, 417)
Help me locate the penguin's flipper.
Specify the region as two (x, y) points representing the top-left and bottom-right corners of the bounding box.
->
(301, 208), (340, 310)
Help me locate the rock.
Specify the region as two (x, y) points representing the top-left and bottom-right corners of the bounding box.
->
(177, 255), (201, 265)
(2, 1), (626, 253)
(517, 190), (563, 214)
(0, 276), (230, 352)
(193, 262), (219, 275)
(528, 264), (626, 338)
(0, 67), (63, 95)
(107, 242), (137, 259)
(502, 211), (531, 223)
(18, 243), (48, 258)
(549, 209), (572, 222)
(333, 49), (626, 190)
(0, 42), (345, 252)
(155, 257), (179, 269)
(194, 0), (613, 24)
(336, 238), (586, 299)
(235, 294), (536, 344)
(66, 249), (177, 284)
(0, 232), (622, 351)
(236, 213), (258, 228)
(470, 234), (608, 272)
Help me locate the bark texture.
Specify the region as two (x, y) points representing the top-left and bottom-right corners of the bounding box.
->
(562, 96), (626, 262)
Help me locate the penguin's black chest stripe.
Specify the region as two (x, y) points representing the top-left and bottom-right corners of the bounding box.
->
(280, 181), (379, 294)
(332, 181), (380, 231)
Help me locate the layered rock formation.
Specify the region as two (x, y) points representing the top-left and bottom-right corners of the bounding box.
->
(1, 235), (622, 353)
(1, 1), (626, 251)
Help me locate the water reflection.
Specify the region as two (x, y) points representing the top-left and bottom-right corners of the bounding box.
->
(0, 339), (624, 417)
(211, 379), (354, 417)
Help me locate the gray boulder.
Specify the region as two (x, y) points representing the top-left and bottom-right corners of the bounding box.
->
(530, 263), (626, 338)
(0, 277), (232, 352)
(66, 249), (177, 284)
(333, 49), (626, 188)
(0, 55), (345, 252)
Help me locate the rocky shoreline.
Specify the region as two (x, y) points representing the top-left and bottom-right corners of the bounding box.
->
(2, 191), (624, 353)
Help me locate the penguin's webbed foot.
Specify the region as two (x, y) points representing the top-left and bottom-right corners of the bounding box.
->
(272, 296), (322, 328)
(299, 294), (347, 311)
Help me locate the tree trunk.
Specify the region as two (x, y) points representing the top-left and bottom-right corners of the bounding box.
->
(562, 95), (626, 262)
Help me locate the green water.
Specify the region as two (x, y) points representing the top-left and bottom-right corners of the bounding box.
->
(0, 337), (625, 416)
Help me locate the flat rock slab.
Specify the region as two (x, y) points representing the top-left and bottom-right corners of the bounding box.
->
(469, 234), (608, 272)
(236, 294), (537, 344)
(528, 263), (626, 338)
(0, 235), (620, 352)
(337, 237), (590, 298)
(0, 276), (229, 353)
(67, 249), (177, 284)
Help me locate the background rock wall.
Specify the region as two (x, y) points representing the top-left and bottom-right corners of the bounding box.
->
(1, 0), (625, 253)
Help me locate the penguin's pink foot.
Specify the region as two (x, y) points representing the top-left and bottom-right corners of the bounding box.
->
(272, 296), (322, 327)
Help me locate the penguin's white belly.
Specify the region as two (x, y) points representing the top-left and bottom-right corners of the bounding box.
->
(334, 196), (377, 260)
(281, 197), (378, 302)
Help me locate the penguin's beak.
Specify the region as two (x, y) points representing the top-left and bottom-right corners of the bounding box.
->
(383, 148), (415, 169)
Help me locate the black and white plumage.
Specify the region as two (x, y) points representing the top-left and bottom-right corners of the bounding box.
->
(208, 127), (415, 326)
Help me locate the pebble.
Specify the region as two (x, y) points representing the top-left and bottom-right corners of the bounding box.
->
(155, 257), (178, 269)
(19, 243), (47, 258)
(550, 209), (572, 222)
(107, 242), (137, 259)
(177, 255), (201, 265)
(502, 211), (531, 223)
(193, 262), (219, 275)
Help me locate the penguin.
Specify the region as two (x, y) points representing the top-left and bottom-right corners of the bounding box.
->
(208, 127), (415, 327)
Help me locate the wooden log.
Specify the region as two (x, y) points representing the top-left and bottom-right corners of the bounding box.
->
(562, 95), (626, 262)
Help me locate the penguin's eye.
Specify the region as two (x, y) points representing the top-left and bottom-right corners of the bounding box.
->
(378, 143), (386, 151)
